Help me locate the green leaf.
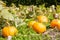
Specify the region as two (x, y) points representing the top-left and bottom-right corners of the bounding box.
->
(48, 13), (54, 20)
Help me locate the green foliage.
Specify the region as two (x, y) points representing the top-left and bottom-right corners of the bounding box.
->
(12, 34), (51, 40)
(56, 5), (60, 13)
(0, 36), (6, 40)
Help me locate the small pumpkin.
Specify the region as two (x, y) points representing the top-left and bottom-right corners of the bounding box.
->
(2, 26), (18, 37)
(50, 19), (60, 30)
(32, 22), (46, 33)
(37, 15), (48, 23)
(50, 19), (58, 28)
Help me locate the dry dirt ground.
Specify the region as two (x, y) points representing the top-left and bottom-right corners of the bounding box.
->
(43, 28), (60, 40)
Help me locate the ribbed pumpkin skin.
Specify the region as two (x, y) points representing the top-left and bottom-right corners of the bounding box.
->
(50, 19), (60, 31)
(32, 22), (46, 33)
(56, 20), (60, 30)
(50, 19), (58, 28)
(2, 26), (18, 37)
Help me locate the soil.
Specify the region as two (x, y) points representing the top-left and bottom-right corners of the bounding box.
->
(43, 28), (60, 40)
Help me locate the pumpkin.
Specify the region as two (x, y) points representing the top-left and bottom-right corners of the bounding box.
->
(32, 22), (46, 33)
(2, 26), (18, 37)
(50, 19), (58, 28)
(50, 19), (60, 30)
(56, 20), (60, 30)
(37, 15), (48, 23)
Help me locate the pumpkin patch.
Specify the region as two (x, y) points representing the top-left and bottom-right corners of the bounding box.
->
(0, 0), (60, 40)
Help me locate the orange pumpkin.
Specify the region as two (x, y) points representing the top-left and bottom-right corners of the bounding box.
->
(32, 22), (46, 33)
(50, 19), (60, 30)
(56, 20), (60, 30)
(50, 19), (58, 28)
(28, 21), (36, 27)
(2, 26), (18, 37)
(37, 15), (48, 23)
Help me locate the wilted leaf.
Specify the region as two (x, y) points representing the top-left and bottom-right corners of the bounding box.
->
(1, 9), (14, 21)
(0, 5), (3, 10)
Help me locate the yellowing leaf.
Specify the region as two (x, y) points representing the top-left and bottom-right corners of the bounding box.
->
(1, 9), (14, 21)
